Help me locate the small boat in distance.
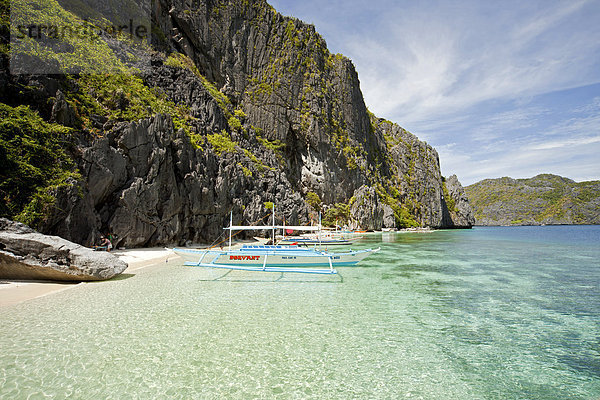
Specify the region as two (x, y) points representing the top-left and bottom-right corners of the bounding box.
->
(173, 207), (379, 274)
(278, 224), (363, 246)
(277, 237), (354, 246)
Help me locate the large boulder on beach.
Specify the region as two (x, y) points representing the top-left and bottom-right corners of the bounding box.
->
(0, 218), (127, 281)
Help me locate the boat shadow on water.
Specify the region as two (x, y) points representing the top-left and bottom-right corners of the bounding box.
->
(196, 268), (345, 283)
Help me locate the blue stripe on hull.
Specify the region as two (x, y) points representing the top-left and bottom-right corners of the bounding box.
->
(184, 261), (358, 268)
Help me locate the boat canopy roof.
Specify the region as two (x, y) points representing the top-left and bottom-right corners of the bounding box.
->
(225, 225), (321, 231)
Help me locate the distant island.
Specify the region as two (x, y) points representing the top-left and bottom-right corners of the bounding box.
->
(465, 174), (600, 226)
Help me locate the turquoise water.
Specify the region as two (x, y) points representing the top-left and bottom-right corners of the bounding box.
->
(1, 226), (599, 399)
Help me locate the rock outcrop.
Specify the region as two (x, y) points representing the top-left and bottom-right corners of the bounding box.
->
(0, 219), (127, 281)
(465, 174), (600, 225)
(350, 186), (395, 230)
(444, 175), (475, 228)
(41, 108), (312, 248)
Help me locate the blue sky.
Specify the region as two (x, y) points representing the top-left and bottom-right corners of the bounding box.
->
(269, 0), (600, 185)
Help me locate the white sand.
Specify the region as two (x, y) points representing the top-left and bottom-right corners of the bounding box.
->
(0, 240), (264, 307)
(0, 248), (179, 308)
(0, 239), (268, 307)
(112, 247), (177, 271)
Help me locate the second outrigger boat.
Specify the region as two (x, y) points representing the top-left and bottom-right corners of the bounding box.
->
(277, 236), (355, 246)
(173, 207), (379, 274)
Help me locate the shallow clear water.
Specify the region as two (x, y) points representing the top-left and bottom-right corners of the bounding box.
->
(1, 226), (599, 399)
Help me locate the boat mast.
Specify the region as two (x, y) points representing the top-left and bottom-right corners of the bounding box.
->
(318, 211), (322, 249)
(228, 211), (233, 251)
(272, 204), (275, 245)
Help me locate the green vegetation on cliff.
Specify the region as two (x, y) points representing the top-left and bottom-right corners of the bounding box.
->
(305, 191), (321, 211)
(74, 74), (192, 128)
(465, 174), (600, 225)
(441, 177), (457, 213)
(322, 202), (350, 227)
(0, 103), (79, 228)
(9, 0), (133, 74)
(165, 53), (232, 115)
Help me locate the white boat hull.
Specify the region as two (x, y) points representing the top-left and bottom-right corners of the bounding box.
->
(278, 238), (353, 246)
(173, 245), (379, 274)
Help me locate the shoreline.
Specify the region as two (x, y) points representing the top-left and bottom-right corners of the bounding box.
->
(0, 238), (264, 308)
(0, 247), (176, 308)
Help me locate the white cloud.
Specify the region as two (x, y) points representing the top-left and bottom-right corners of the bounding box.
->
(528, 136), (600, 151)
(341, 0), (600, 127)
(272, 0), (600, 126)
(511, 0), (589, 43)
(441, 139), (600, 185)
(440, 130), (600, 185)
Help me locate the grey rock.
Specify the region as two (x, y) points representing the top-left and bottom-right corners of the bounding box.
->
(0, 218), (127, 281)
(350, 186), (395, 230)
(50, 90), (78, 127)
(382, 204), (396, 228)
(81, 137), (128, 207)
(444, 174), (475, 228)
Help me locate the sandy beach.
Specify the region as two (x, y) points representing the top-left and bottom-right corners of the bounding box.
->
(0, 239), (265, 308)
(0, 247), (176, 308)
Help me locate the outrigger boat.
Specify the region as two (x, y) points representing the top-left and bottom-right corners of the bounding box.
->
(277, 237), (354, 246)
(277, 229), (356, 246)
(173, 207), (379, 274)
(277, 223), (361, 246)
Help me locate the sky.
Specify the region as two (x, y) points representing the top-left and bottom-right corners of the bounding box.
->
(269, 0), (600, 185)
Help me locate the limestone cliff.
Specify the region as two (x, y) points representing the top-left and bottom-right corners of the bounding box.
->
(0, 0), (473, 247)
(465, 174), (600, 225)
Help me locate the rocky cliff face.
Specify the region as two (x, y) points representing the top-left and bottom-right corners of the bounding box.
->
(0, 0), (473, 247)
(444, 175), (476, 228)
(465, 174), (600, 225)
(158, 0), (380, 199)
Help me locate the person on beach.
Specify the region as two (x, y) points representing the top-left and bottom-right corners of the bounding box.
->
(99, 236), (113, 251)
